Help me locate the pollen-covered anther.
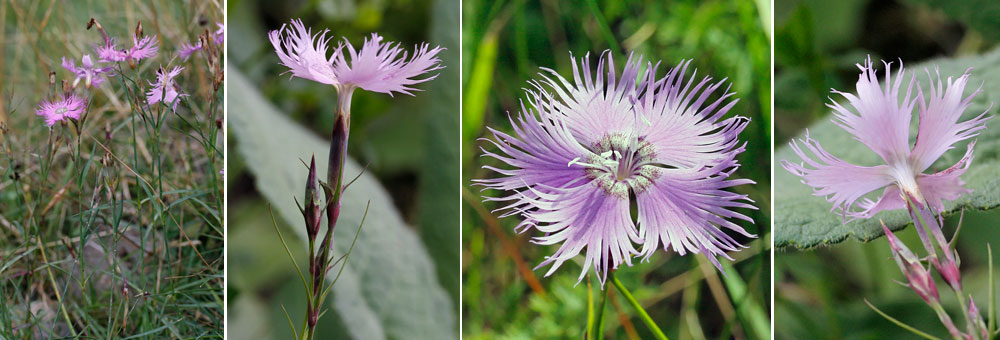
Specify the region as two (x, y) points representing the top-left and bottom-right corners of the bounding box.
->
(584, 134), (661, 197)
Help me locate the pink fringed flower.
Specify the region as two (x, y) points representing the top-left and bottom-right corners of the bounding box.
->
(268, 19), (443, 96)
(36, 94), (86, 126)
(62, 54), (114, 88)
(781, 57), (990, 221)
(477, 52), (756, 285)
(179, 23), (225, 60)
(97, 34), (158, 64)
(178, 42), (202, 60)
(146, 66), (185, 110)
(213, 23), (225, 43)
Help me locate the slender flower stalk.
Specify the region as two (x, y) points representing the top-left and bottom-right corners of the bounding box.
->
(268, 18), (443, 340)
(784, 57), (992, 339)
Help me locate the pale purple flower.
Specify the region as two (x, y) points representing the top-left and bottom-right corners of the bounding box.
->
(477, 52), (756, 285)
(36, 94), (86, 126)
(178, 23), (225, 60)
(62, 54), (114, 88)
(268, 19), (443, 96)
(213, 23), (225, 43)
(178, 42), (202, 60)
(782, 57), (990, 221)
(146, 66), (185, 110)
(97, 34), (158, 63)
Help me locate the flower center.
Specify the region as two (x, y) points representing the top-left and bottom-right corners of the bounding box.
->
(889, 162), (924, 204)
(569, 133), (660, 198)
(54, 107), (69, 116)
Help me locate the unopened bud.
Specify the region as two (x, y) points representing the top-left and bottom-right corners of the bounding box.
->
(303, 156), (321, 241)
(904, 262), (939, 304)
(934, 255), (962, 291)
(307, 303), (317, 328)
(88, 18), (110, 44)
(883, 223), (939, 304)
(327, 114), (348, 195)
(968, 298), (988, 340)
(49, 72), (56, 85)
(135, 20), (144, 38)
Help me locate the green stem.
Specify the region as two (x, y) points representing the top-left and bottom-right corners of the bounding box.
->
(586, 278), (595, 340)
(954, 289), (972, 339)
(593, 278), (609, 339)
(611, 272), (668, 340)
(865, 299), (942, 340)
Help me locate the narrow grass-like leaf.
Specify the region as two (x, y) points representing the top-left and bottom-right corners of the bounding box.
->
(864, 299), (942, 340)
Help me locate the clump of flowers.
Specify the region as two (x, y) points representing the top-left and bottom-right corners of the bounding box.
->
(782, 57), (992, 339)
(477, 52), (757, 286)
(267, 18), (443, 340)
(92, 20), (158, 68)
(5, 12), (224, 338)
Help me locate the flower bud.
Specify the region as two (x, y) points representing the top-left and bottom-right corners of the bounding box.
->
(883, 223), (939, 304)
(934, 254), (962, 291)
(87, 18), (110, 44)
(307, 302), (318, 328)
(904, 261), (939, 304)
(327, 114), (347, 194)
(135, 20), (144, 38)
(967, 298), (988, 340)
(303, 155), (321, 241)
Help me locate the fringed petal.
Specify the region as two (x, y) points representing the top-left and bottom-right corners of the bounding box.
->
(781, 130), (895, 217)
(911, 68), (990, 172)
(332, 33), (444, 95)
(827, 56), (915, 164)
(636, 153), (756, 271)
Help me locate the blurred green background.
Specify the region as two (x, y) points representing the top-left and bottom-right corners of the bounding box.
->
(774, 0), (1000, 339)
(227, 0), (458, 338)
(462, 0), (771, 339)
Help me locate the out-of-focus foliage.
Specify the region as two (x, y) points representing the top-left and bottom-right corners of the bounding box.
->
(775, 0), (1000, 338)
(462, 0), (771, 339)
(227, 0), (459, 339)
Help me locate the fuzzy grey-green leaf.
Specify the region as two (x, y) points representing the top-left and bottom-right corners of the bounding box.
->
(775, 48), (1000, 249)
